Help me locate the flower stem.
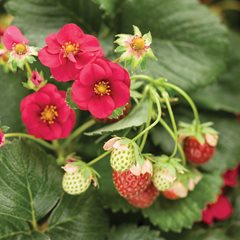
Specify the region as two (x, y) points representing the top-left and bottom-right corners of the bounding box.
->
(159, 118), (186, 165)
(88, 151), (111, 166)
(25, 62), (32, 75)
(131, 74), (155, 84)
(140, 99), (153, 151)
(163, 82), (200, 126)
(160, 90), (178, 158)
(132, 89), (161, 143)
(5, 133), (55, 150)
(62, 119), (96, 148)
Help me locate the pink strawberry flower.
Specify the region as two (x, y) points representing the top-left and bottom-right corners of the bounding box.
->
(202, 195), (233, 225)
(0, 131), (5, 147)
(71, 58), (130, 119)
(38, 23), (103, 82)
(20, 84), (76, 140)
(3, 26), (37, 69)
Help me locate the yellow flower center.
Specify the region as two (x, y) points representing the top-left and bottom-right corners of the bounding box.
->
(14, 43), (27, 55)
(131, 37), (145, 51)
(62, 42), (80, 57)
(94, 81), (111, 96)
(40, 105), (58, 124)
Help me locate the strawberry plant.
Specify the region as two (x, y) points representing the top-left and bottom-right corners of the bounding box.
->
(0, 0), (240, 239)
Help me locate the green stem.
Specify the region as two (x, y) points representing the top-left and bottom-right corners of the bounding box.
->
(25, 62), (32, 75)
(131, 74), (155, 84)
(163, 82), (200, 126)
(5, 133), (54, 150)
(140, 99), (153, 151)
(88, 151), (111, 166)
(160, 90), (178, 158)
(62, 119), (96, 148)
(159, 118), (186, 165)
(132, 89), (161, 142)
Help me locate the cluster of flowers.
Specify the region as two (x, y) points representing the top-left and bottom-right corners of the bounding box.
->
(1, 24), (131, 140)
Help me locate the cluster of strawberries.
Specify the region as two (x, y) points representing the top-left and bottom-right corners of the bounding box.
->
(101, 136), (213, 208)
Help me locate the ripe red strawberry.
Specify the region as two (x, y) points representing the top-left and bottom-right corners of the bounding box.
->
(113, 169), (151, 198)
(127, 183), (159, 209)
(183, 136), (215, 164)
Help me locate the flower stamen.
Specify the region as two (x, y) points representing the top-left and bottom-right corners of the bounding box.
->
(62, 42), (80, 57)
(13, 43), (27, 55)
(94, 81), (111, 96)
(40, 105), (58, 124)
(130, 37), (145, 51)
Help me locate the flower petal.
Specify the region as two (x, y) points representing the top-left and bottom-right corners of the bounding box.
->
(57, 23), (84, 44)
(38, 47), (61, 68)
(111, 82), (130, 108)
(88, 95), (115, 119)
(50, 61), (79, 82)
(46, 33), (60, 54)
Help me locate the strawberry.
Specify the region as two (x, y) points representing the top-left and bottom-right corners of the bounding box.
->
(62, 171), (91, 195)
(113, 159), (153, 198)
(103, 137), (139, 172)
(163, 181), (188, 200)
(110, 145), (135, 172)
(113, 170), (151, 198)
(62, 161), (98, 195)
(152, 166), (176, 191)
(127, 182), (159, 209)
(152, 156), (186, 192)
(183, 136), (215, 164)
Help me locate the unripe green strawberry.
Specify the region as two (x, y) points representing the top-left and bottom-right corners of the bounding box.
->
(110, 145), (135, 172)
(104, 137), (138, 172)
(152, 165), (177, 191)
(62, 171), (91, 195)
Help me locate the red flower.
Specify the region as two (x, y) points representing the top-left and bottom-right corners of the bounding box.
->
(223, 166), (239, 187)
(20, 84), (76, 140)
(202, 195), (233, 225)
(38, 23), (103, 82)
(3, 25), (29, 52)
(71, 58), (130, 119)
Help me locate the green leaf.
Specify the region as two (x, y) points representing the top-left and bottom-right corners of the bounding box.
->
(120, 0), (228, 91)
(0, 139), (62, 222)
(142, 172), (223, 232)
(192, 31), (240, 113)
(108, 225), (165, 240)
(0, 140), (109, 239)
(0, 69), (28, 132)
(66, 87), (78, 110)
(5, 0), (104, 47)
(46, 191), (109, 240)
(174, 228), (231, 240)
(0, 215), (31, 240)
(86, 100), (149, 136)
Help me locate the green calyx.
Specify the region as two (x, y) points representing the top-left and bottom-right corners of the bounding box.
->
(179, 120), (218, 144)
